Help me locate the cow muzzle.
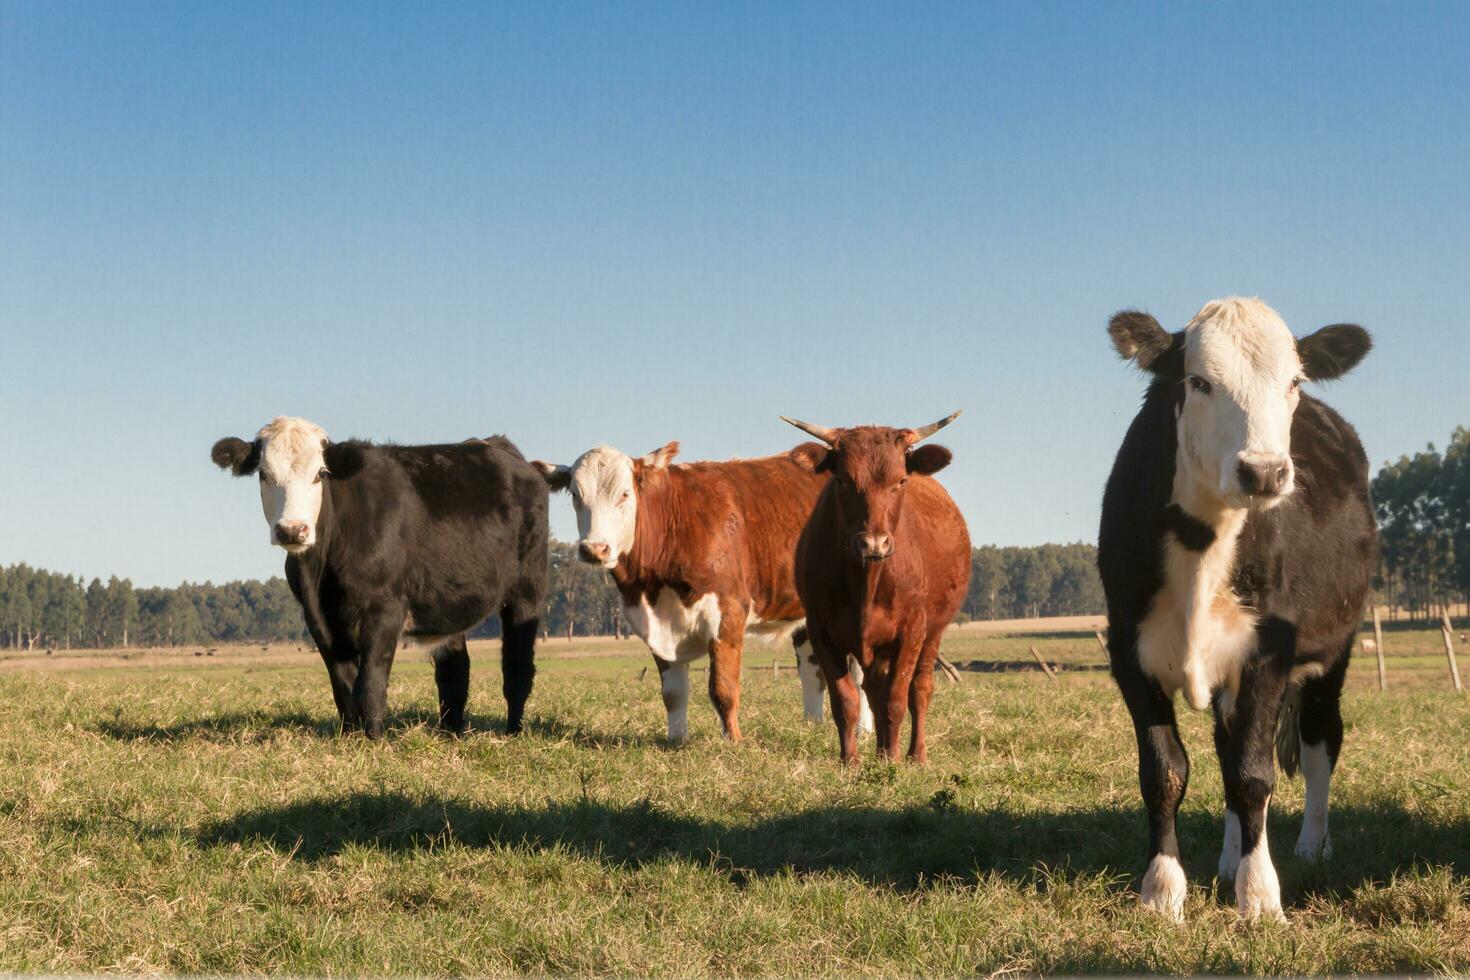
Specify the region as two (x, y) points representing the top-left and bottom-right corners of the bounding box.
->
(274, 520), (311, 547)
(578, 541), (613, 566)
(853, 531), (893, 565)
(1235, 453), (1292, 499)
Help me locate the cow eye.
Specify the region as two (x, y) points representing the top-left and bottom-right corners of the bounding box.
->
(314, 468), (329, 484)
(1289, 376), (1304, 394)
(1187, 375), (1212, 395)
(618, 491), (631, 505)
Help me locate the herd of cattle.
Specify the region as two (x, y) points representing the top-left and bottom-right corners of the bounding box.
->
(211, 297), (1377, 922)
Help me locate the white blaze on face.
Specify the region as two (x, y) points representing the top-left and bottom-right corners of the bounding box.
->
(1177, 298), (1305, 509)
(255, 416), (329, 553)
(567, 445), (638, 569)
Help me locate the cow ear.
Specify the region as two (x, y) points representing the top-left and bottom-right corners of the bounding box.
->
(1298, 324), (1371, 382)
(1108, 311), (1182, 377)
(906, 444), (952, 476)
(211, 437), (260, 476)
(639, 441), (679, 469)
(322, 442), (364, 480)
(533, 461), (572, 491)
(789, 442), (832, 473)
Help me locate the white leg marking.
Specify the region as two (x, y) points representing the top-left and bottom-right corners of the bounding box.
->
(849, 657), (875, 735)
(1219, 809), (1242, 881)
(1140, 853), (1187, 922)
(796, 640), (826, 723)
(1294, 740), (1334, 862)
(661, 662), (691, 743)
(1237, 799), (1285, 922)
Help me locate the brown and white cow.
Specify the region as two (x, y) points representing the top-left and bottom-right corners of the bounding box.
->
(785, 414), (971, 765)
(534, 442), (873, 742)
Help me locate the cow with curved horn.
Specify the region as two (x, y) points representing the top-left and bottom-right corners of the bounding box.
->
(786, 412), (971, 765)
(1099, 297), (1376, 921)
(533, 442), (874, 743)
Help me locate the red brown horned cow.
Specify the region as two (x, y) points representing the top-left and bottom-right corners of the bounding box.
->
(785, 413), (971, 765)
(535, 442), (874, 742)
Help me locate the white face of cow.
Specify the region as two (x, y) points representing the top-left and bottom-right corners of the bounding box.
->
(567, 446), (637, 569)
(534, 441), (679, 569)
(255, 418), (330, 553)
(211, 417), (330, 555)
(1178, 299), (1304, 509)
(1109, 298), (1372, 516)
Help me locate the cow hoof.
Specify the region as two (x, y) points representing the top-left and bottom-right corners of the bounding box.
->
(1235, 851), (1283, 922)
(1293, 836), (1333, 862)
(1238, 904), (1288, 925)
(1140, 855), (1186, 923)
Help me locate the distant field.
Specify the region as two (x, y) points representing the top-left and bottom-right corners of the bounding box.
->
(0, 622), (1465, 973)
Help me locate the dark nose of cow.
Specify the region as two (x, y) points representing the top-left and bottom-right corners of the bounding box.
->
(1237, 456), (1291, 498)
(578, 541), (612, 565)
(854, 532), (894, 564)
(274, 520), (310, 546)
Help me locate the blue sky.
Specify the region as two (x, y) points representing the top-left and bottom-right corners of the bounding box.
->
(2, 1), (1467, 587)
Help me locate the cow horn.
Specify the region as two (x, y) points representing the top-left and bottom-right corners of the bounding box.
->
(905, 410), (963, 445)
(779, 416), (838, 446)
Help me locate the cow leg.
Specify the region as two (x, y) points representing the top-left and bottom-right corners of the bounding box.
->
(795, 631), (827, 723)
(848, 656), (876, 734)
(432, 634), (470, 735)
(1213, 708), (1242, 881)
(1294, 656), (1347, 862)
(656, 657), (692, 743)
(352, 612), (403, 739)
(500, 606), (539, 736)
(320, 651), (361, 733)
(1114, 651), (1190, 922)
(815, 636), (863, 764)
(907, 632), (942, 764)
(860, 654), (894, 754)
(707, 601), (745, 741)
(879, 634), (923, 761)
(1218, 619), (1294, 922)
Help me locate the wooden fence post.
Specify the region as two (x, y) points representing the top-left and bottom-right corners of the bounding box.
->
(1372, 607), (1386, 692)
(1028, 644), (1058, 681)
(1441, 606), (1463, 693)
(1095, 631), (1110, 663)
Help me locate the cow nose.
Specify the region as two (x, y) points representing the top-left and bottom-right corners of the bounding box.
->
(274, 521), (309, 545)
(1237, 455), (1291, 497)
(854, 532), (893, 563)
(578, 541), (612, 564)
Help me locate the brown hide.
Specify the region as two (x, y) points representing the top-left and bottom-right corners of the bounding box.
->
(610, 445), (829, 617)
(792, 426), (970, 764)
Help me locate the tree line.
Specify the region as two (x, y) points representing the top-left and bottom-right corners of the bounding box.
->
(3, 430), (1464, 649)
(0, 538), (1103, 650)
(1372, 426), (1470, 621)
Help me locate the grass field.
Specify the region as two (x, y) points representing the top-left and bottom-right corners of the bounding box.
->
(0, 624), (1466, 975)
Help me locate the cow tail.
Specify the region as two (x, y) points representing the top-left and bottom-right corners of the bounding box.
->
(1275, 684), (1303, 778)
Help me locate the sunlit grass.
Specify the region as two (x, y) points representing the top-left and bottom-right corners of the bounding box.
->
(0, 627), (1464, 974)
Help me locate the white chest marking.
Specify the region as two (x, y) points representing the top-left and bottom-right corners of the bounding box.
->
(1138, 509), (1258, 711)
(623, 589), (723, 663)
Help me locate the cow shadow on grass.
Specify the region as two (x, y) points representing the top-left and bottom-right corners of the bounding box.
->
(97, 710), (340, 741)
(96, 708), (659, 746)
(193, 789), (1469, 903)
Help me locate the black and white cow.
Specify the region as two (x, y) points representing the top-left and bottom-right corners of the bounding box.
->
(212, 417), (548, 738)
(1099, 298), (1375, 921)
